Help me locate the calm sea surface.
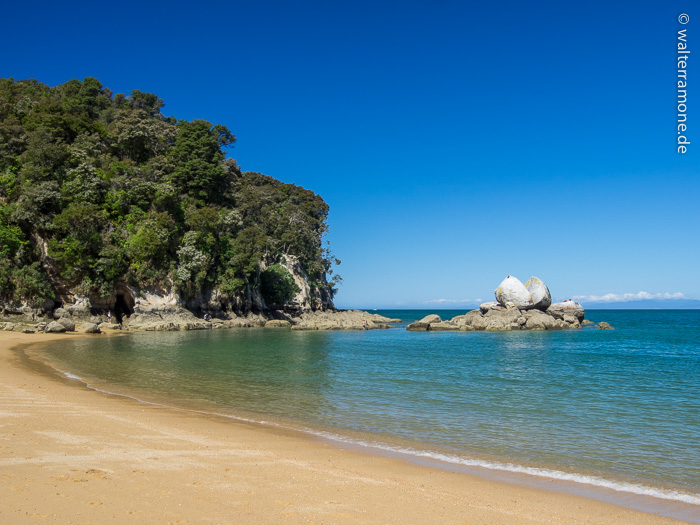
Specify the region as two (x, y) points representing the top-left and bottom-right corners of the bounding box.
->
(36, 310), (700, 507)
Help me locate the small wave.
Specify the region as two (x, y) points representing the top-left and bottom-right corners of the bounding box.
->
(59, 370), (82, 381)
(41, 361), (700, 507)
(308, 430), (700, 506)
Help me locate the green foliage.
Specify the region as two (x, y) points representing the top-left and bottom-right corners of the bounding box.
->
(169, 120), (234, 204)
(0, 214), (24, 256)
(260, 264), (300, 306)
(0, 76), (339, 309)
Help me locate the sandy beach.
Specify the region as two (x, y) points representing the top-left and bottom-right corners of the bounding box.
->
(0, 331), (693, 524)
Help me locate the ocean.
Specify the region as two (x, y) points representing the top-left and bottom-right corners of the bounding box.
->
(35, 309), (700, 515)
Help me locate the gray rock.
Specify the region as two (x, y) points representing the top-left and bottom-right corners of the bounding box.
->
(22, 328), (36, 334)
(525, 276), (552, 311)
(89, 316), (103, 325)
(563, 313), (580, 328)
(479, 302), (505, 313)
(84, 323), (101, 334)
(495, 276), (532, 309)
(3, 322), (15, 331)
(57, 317), (76, 331)
(524, 310), (556, 330)
(462, 310), (488, 330)
(406, 314), (442, 331)
(36, 322), (48, 332)
(548, 300), (585, 321)
(46, 321), (67, 333)
(483, 309), (523, 331)
(53, 308), (69, 320)
(597, 322), (614, 330)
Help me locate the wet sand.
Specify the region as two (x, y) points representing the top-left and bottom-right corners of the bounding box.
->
(0, 331), (693, 524)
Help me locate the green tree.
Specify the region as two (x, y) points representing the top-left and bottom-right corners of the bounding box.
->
(260, 264), (300, 307)
(169, 120), (235, 204)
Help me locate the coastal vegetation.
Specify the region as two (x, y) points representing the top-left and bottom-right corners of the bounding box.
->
(0, 77), (340, 311)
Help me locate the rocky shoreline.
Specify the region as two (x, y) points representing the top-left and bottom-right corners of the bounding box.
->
(0, 305), (402, 334)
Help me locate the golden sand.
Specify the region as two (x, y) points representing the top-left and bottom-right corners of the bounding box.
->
(0, 331), (691, 524)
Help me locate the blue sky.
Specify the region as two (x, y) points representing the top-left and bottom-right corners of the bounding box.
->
(2, 0), (697, 308)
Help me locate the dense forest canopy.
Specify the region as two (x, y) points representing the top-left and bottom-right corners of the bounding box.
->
(0, 77), (340, 310)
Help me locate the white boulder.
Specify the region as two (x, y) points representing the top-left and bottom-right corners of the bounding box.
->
(495, 276), (532, 308)
(525, 276), (552, 310)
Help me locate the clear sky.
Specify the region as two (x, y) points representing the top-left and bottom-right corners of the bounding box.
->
(2, 0), (697, 308)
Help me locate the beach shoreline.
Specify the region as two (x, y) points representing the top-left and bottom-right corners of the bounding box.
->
(0, 331), (696, 524)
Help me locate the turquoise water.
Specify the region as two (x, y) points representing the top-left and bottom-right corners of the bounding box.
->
(38, 309), (700, 507)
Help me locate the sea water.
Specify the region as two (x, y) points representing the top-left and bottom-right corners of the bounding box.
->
(36, 310), (700, 511)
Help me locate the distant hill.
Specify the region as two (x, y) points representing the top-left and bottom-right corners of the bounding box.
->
(584, 299), (700, 310)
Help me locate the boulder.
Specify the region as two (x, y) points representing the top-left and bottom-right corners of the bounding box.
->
(406, 314), (442, 331)
(581, 319), (594, 326)
(45, 321), (67, 333)
(84, 323), (101, 334)
(597, 322), (614, 330)
(89, 316), (103, 325)
(494, 276), (532, 309)
(36, 322), (48, 332)
(479, 302), (505, 313)
(525, 276), (552, 310)
(3, 322), (15, 331)
(57, 317), (76, 332)
(52, 308), (69, 320)
(563, 314), (580, 328)
(548, 300), (585, 321)
(22, 328), (36, 334)
(265, 319), (291, 328)
(523, 310), (557, 330)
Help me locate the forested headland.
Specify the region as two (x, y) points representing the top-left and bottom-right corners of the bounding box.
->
(0, 77), (340, 314)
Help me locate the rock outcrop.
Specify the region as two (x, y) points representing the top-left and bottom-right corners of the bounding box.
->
(407, 314), (442, 331)
(405, 275), (613, 332)
(547, 300), (585, 321)
(291, 310), (399, 331)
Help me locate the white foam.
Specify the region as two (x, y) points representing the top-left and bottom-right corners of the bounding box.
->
(308, 430), (700, 506)
(59, 370), (82, 381)
(44, 363), (700, 508)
